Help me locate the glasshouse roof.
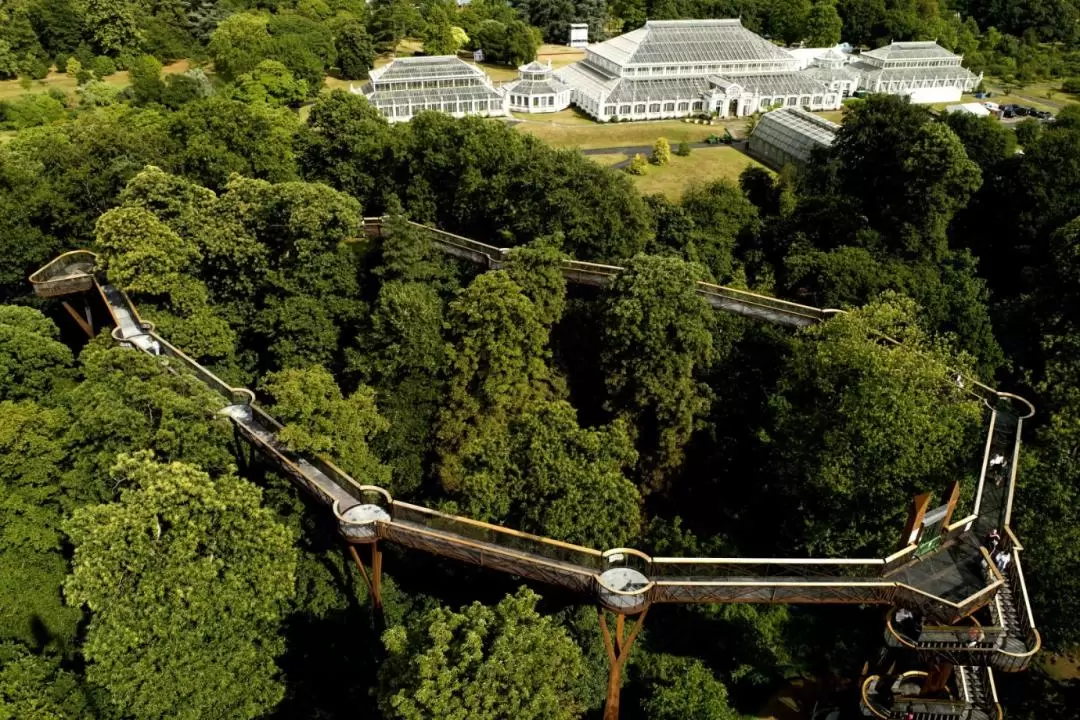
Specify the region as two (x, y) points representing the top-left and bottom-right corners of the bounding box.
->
(370, 56), (486, 83)
(504, 78), (570, 96)
(850, 63), (979, 83)
(750, 107), (839, 163)
(589, 19), (794, 67)
(861, 41), (959, 62)
(366, 85), (503, 108)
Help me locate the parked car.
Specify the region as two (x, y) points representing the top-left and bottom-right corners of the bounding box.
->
(1014, 106), (1029, 116)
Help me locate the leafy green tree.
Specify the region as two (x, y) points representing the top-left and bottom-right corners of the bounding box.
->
(805, 0), (843, 46)
(166, 96), (300, 191)
(436, 271), (557, 489)
(627, 152), (647, 175)
(422, 6), (460, 56)
(0, 642), (96, 719)
(941, 109), (1016, 171)
(767, 293), (983, 555)
(89, 55), (115, 79)
(600, 254), (714, 491)
(127, 54), (164, 105)
(635, 654), (739, 720)
(296, 90), (397, 211)
(233, 60), (309, 107)
(0, 306), (74, 402)
(368, 0), (423, 51)
(453, 399), (641, 548)
(0, 93), (66, 129)
(0, 401), (82, 650)
(678, 179), (760, 282)
(675, 140), (691, 156)
(504, 19), (538, 65)
(208, 12), (272, 80)
(503, 236), (568, 326)
(1014, 116), (1042, 147)
(71, 0), (141, 55)
(472, 19), (508, 61)
(261, 366), (391, 485)
(651, 137), (671, 166)
(355, 280), (447, 496)
(335, 19), (375, 80)
(65, 453), (297, 720)
(62, 340), (237, 505)
(378, 587), (588, 720)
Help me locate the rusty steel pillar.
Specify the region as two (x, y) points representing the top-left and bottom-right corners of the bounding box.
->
(348, 541), (383, 610)
(598, 605), (648, 720)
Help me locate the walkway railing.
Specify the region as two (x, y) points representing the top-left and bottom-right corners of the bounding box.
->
(28, 238), (1035, 635)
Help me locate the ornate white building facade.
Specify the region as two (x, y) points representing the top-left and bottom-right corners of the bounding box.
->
(847, 41), (983, 104)
(554, 21), (984, 121)
(503, 60), (572, 113)
(554, 19), (842, 121)
(350, 56), (508, 122)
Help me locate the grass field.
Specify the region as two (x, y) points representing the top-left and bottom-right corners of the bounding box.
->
(516, 118), (745, 149)
(585, 152), (629, 167)
(599, 146), (767, 199)
(0, 60), (192, 102)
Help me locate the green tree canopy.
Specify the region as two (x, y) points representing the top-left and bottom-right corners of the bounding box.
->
(0, 401), (82, 650)
(805, 0), (844, 46)
(261, 366), (391, 486)
(453, 399), (641, 548)
(378, 587), (588, 720)
(0, 306), (74, 402)
(767, 293), (983, 555)
(65, 453), (297, 720)
(600, 254), (714, 491)
(436, 271), (557, 489)
(0, 642), (95, 719)
(334, 19), (375, 80)
(208, 12), (272, 80)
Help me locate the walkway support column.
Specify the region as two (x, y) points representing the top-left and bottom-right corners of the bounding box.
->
(347, 542), (383, 610)
(598, 605), (649, 720)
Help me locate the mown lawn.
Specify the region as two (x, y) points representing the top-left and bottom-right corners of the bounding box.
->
(0, 60), (191, 102)
(584, 152), (629, 167)
(516, 118), (745, 149)
(605, 146), (769, 199)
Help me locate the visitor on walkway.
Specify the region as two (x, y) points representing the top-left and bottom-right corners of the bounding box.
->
(986, 528), (1001, 554)
(995, 550), (1011, 572)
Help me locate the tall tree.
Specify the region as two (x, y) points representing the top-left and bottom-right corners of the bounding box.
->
(0, 642), (96, 718)
(65, 453), (297, 720)
(207, 12), (272, 80)
(767, 293), (983, 555)
(600, 254), (714, 492)
(260, 366), (391, 486)
(378, 587), (589, 720)
(0, 306), (74, 402)
(334, 19), (375, 80)
(805, 0), (844, 46)
(436, 271), (558, 489)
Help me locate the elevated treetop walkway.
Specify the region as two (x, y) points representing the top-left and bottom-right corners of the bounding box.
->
(30, 224), (1039, 718)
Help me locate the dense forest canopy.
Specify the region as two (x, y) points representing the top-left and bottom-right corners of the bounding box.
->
(1, 0), (1080, 718)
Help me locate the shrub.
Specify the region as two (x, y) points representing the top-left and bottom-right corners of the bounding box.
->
(90, 56), (117, 79)
(0, 93), (66, 129)
(46, 88), (68, 106)
(1063, 77), (1080, 94)
(651, 137), (671, 165)
(77, 80), (124, 106)
(627, 153), (648, 175)
(675, 140), (691, 156)
(55, 55), (69, 73)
